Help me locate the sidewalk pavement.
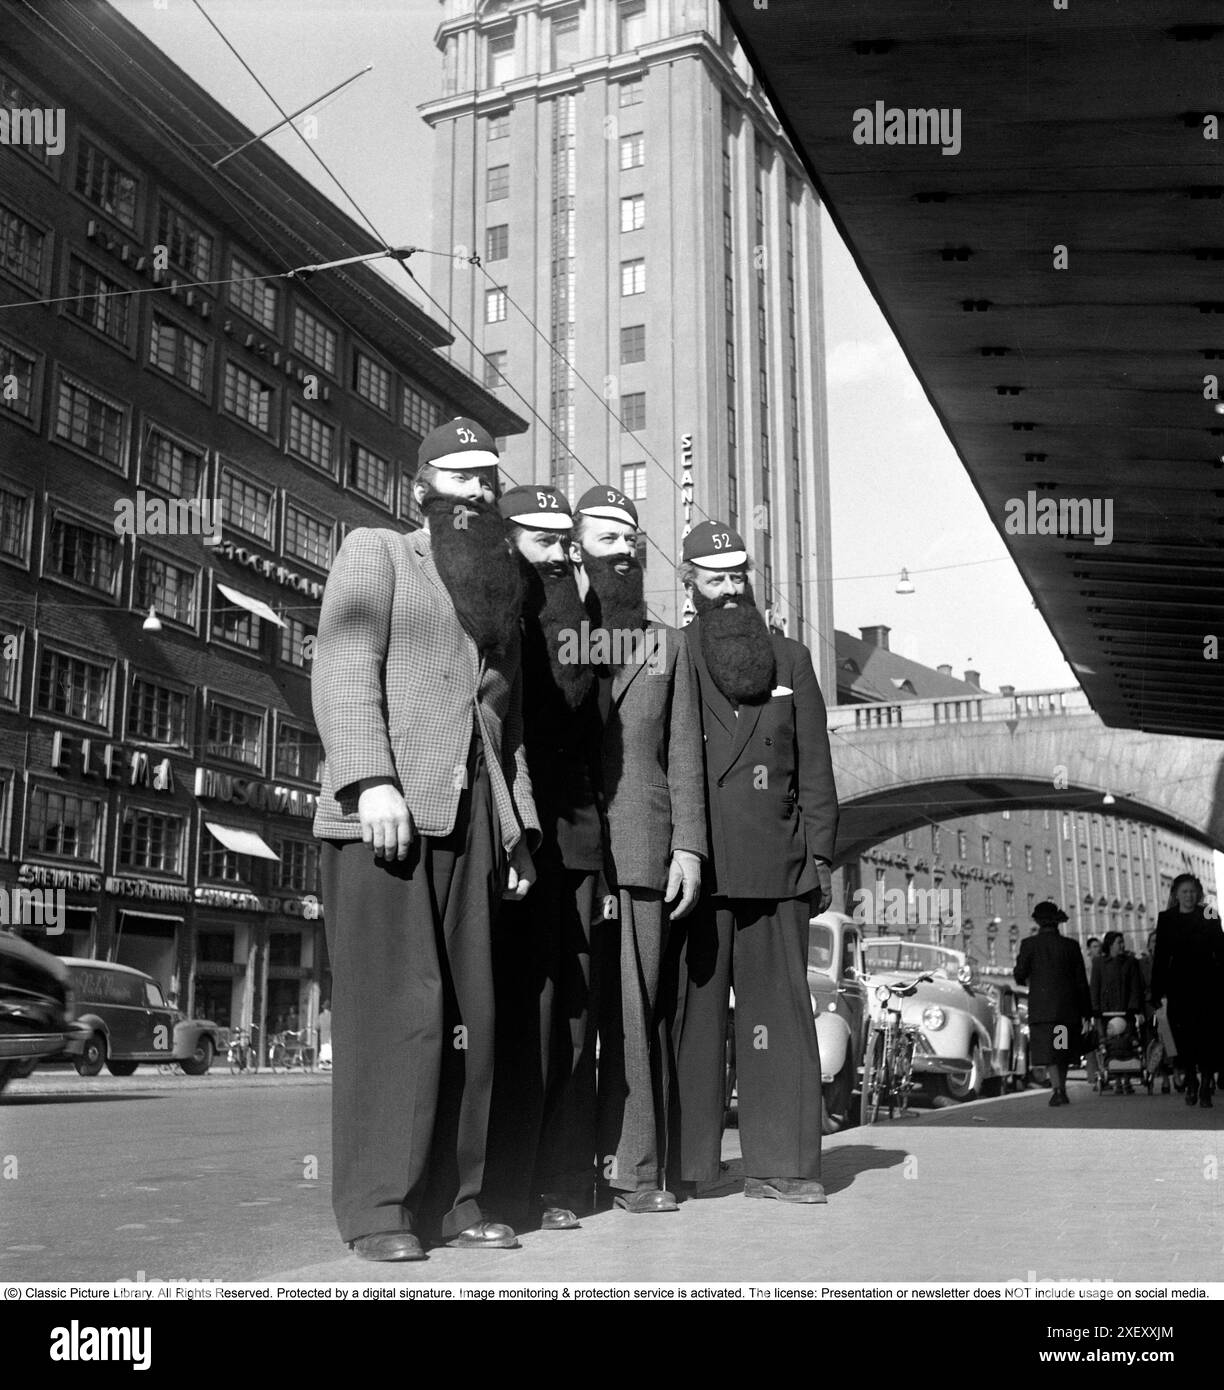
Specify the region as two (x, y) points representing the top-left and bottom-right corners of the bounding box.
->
(277, 1079), (1223, 1285)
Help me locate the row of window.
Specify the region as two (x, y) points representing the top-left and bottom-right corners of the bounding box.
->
(484, 2), (647, 85)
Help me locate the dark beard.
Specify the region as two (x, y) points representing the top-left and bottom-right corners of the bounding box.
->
(424, 493), (523, 655)
(520, 557), (596, 710)
(582, 550), (646, 654)
(694, 583), (776, 704)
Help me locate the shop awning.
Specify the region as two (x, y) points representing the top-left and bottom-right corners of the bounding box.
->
(204, 822), (280, 860)
(216, 582), (284, 628)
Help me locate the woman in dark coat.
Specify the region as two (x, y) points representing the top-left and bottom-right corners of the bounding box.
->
(1090, 931), (1144, 1093)
(1014, 900), (1091, 1106)
(1151, 875), (1224, 1108)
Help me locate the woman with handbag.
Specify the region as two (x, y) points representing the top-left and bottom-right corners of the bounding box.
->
(1014, 900), (1093, 1107)
(1151, 875), (1224, 1108)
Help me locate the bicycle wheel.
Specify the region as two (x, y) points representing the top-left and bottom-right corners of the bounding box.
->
(892, 1035), (917, 1118)
(860, 1024), (887, 1126)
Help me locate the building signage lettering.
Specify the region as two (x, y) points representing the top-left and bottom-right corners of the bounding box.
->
(213, 540), (325, 600)
(51, 733), (175, 792)
(18, 864), (102, 892)
(680, 432), (696, 625)
(193, 768), (318, 818)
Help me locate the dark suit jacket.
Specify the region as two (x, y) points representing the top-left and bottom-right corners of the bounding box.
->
(1014, 926), (1090, 1026)
(685, 623), (839, 900)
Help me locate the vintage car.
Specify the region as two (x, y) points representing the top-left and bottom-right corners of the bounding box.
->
(0, 931), (88, 1094)
(807, 912), (870, 1132)
(860, 938), (1004, 1101)
(980, 975), (1031, 1091)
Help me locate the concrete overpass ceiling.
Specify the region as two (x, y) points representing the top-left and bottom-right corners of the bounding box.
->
(725, 1), (1224, 740)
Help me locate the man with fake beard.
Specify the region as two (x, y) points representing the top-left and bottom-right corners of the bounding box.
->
(484, 484), (604, 1231)
(672, 521), (838, 1205)
(312, 417), (538, 1261)
(571, 485), (706, 1213)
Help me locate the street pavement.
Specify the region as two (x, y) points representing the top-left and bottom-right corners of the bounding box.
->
(2, 1070), (1220, 1285)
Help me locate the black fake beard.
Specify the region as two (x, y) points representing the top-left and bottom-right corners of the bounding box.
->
(695, 583), (776, 704)
(424, 493), (523, 656)
(581, 549), (647, 654)
(519, 556), (596, 710)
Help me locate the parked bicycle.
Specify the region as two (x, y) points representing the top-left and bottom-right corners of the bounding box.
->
(226, 1026), (259, 1075)
(860, 972), (936, 1124)
(268, 1028), (314, 1073)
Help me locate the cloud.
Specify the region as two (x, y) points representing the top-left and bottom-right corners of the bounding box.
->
(825, 336), (922, 401)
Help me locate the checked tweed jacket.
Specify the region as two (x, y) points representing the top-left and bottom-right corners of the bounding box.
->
(310, 527), (539, 853)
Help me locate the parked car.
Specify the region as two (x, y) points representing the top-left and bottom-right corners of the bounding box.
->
(0, 931), (88, 1094)
(807, 912), (870, 1132)
(981, 976), (1031, 1091)
(54, 959), (221, 1077)
(860, 938), (1003, 1102)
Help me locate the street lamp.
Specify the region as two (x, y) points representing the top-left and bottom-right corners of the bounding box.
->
(895, 568), (915, 595)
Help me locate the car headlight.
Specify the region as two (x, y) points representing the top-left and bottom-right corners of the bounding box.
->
(922, 1005), (946, 1031)
(875, 985), (892, 1004)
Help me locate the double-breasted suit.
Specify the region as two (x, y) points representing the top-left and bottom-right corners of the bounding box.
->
(674, 623), (839, 1185)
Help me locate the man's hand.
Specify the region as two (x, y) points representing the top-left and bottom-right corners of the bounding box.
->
(358, 784), (413, 860)
(809, 858), (833, 916)
(665, 850), (701, 921)
(504, 840), (535, 901)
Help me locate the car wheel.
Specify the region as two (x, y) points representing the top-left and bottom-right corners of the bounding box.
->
(180, 1037), (215, 1077)
(75, 1033), (107, 1077)
(822, 1052), (854, 1134)
(106, 1060), (139, 1076)
(12, 1057), (38, 1079)
(942, 1040), (983, 1102)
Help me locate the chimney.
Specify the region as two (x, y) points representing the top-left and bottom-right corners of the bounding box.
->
(964, 669), (981, 689)
(859, 625), (891, 651)
(999, 684), (1016, 696)
(937, 663), (952, 676)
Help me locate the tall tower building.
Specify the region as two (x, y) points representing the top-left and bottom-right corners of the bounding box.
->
(422, 0), (835, 690)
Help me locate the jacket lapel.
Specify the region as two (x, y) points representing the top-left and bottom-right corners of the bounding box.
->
(722, 699), (765, 777)
(410, 529), (450, 602)
(611, 627), (658, 706)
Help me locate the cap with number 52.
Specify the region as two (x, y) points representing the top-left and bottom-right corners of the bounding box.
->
(418, 416), (499, 471)
(683, 520), (748, 570)
(575, 484), (638, 528)
(498, 484), (574, 531)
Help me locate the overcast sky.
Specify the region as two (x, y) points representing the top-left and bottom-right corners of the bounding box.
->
(115, 0), (1077, 693)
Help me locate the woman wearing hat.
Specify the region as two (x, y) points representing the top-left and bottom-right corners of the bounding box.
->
(1151, 874), (1224, 1108)
(1014, 901), (1092, 1106)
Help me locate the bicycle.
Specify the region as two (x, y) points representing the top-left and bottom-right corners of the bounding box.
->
(268, 1029), (314, 1073)
(226, 1026), (259, 1075)
(859, 972), (936, 1124)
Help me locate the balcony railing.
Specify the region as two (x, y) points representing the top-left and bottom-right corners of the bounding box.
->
(831, 687), (1092, 733)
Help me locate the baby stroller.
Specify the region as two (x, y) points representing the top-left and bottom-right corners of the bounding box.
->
(1095, 1011), (1152, 1094)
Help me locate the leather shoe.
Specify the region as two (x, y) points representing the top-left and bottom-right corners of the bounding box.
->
(442, 1220), (520, 1249)
(540, 1206), (581, 1230)
(744, 1177), (828, 1204)
(1186, 1085), (1199, 1106)
(348, 1231), (427, 1262)
(1200, 1089), (1214, 1109)
(613, 1188), (679, 1213)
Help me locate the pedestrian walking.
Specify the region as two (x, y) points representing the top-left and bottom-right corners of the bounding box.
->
(316, 1001), (332, 1071)
(672, 522), (838, 1204)
(1151, 874), (1224, 1108)
(1014, 900), (1091, 1106)
(311, 417), (538, 1261)
(1090, 931), (1143, 1094)
(1083, 936), (1103, 1090)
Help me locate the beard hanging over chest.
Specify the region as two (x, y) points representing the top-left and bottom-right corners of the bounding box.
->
(521, 558), (596, 709)
(695, 587), (776, 704)
(424, 494), (524, 656)
(581, 550), (647, 647)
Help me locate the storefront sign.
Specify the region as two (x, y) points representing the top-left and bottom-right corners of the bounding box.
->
(51, 733), (175, 792)
(213, 540), (325, 600)
(18, 864), (102, 892)
(193, 768), (317, 818)
(104, 876), (193, 903)
(680, 432), (696, 625)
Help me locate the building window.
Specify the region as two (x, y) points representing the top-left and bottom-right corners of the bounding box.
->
(127, 676), (189, 745)
(619, 77), (643, 107)
(27, 786), (103, 861)
(0, 620), (21, 704)
(1003, 841), (1013, 868)
(486, 287), (507, 322)
(981, 835), (991, 863)
(621, 259), (645, 296)
(483, 351), (507, 389)
(291, 306), (337, 375)
(957, 830), (968, 858)
(227, 254), (278, 330)
(275, 724), (324, 782)
(119, 807), (183, 874)
(149, 314), (208, 392)
(284, 500), (334, 569)
(619, 133), (644, 169)
(274, 838), (319, 893)
(201, 839), (249, 884)
(620, 324), (645, 364)
(0, 339), (36, 420)
(36, 648), (111, 726)
(1026, 892), (1035, 915)
(0, 483), (30, 562)
(48, 514), (119, 596)
(75, 137), (138, 228)
(206, 699), (263, 768)
(1045, 849), (1054, 876)
(620, 392), (645, 431)
(219, 467), (274, 543)
(488, 31), (516, 86)
(353, 351), (391, 413)
(347, 443), (392, 508)
(621, 462), (646, 500)
(156, 202), (213, 281)
(0, 204), (45, 290)
(931, 826), (941, 854)
(136, 552), (197, 627)
(141, 427), (202, 496)
(487, 164), (509, 201)
(402, 386), (439, 439)
(1024, 844), (1034, 872)
(0, 73), (56, 167)
(55, 375), (127, 468)
(488, 111), (509, 140)
(222, 361), (275, 434)
(552, 13), (579, 67)
(486, 224), (508, 262)
(618, 0), (647, 50)
(210, 586), (262, 654)
(984, 885), (995, 915)
(620, 194), (645, 233)
(279, 615), (316, 669)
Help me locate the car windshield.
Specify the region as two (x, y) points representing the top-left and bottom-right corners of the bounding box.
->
(862, 942), (962, 977)
(807, 924), (834, 972)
